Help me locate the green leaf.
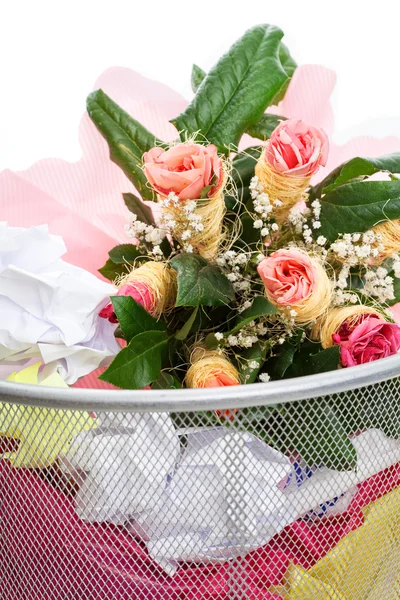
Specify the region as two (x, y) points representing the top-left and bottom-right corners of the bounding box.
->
(98, 259), (129, 282)
(268, 340), (300, 380)
(100, 330), (168, 389)
(175, 306), (199, 340)
(230, 296), (277, 335)
(152, 372), (182, 389)
(272, 42), (297, 104)
(170, 253), (235, 307)
(123, 193), (155, 224)
(111, 296), (166, 343)
(225, 147), (262, 211)
(191, 64), (206, 93)
(239, 343), (265, 384)
(246, 114), (286, 140)
(285, 343), (340, 378)
(108, 244), (142, 264)
(317, 180), (400, 243)
(311, 153), (400, 199)
(86, 89), (161, 200)
(171, 25), (289, 154)
(282, 401), (357, 470)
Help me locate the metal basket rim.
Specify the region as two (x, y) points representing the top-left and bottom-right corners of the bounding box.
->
(1, 353), (400, 412)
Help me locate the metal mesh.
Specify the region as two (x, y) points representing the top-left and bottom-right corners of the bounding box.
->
(0, 378), (399, 599)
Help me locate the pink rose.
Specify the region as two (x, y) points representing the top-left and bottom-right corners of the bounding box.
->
(265, 118), (329, 176)
(99, 282), (155, 323)
(143, 143), (223, 201)
(257, 248), (317, 306)
(332, 316), (400, 367)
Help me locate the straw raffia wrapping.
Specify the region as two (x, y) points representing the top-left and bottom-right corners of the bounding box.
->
(313, 305), (384, 348)
(161, 191), (226, 261)
(120, 261), (177, 318)
(372, 219), (400, 260)
(255, 149), (311, 222)
(185, 347), (240, 388)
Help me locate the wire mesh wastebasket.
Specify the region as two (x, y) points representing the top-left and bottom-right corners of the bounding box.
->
(1, 355), (400, 599)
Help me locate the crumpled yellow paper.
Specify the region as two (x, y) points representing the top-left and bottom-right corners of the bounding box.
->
(272, 486), (400, 599)
(1, 362), (95, 468)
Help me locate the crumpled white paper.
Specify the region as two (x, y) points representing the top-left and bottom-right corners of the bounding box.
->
(62, 420), (400, 575)
(128, 427), (400, 574)
(61, 412), (181, 524)
(0, 223), (120, 383)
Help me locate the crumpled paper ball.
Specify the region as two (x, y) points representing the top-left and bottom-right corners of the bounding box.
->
(0, 222), (120, 383)
(1, 362), (95, 468)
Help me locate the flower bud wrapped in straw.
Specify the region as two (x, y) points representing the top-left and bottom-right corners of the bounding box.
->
(185, 347), (240, 419)
(313, 305), (384, 348)
(144, 143), (227, 261)
(257, 248), (332, 325)
(255, 119), (329, 223)
(185, 347), (240, 388)
(100, 261), (177, 322)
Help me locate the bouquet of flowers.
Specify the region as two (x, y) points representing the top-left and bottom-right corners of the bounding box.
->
(87, 24), (400, 468)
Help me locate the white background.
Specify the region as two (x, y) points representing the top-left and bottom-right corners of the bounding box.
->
(1, 0), (400, 170)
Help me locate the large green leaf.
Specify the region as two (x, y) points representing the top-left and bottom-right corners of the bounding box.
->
(152, 372), (182, 389)
(111, 296), (166, 343)
(246, 114), (286, 140)
(87, 89), (162, 200)
(98, 259), (130, 282)
(285, 343), (340, 378)
(108, 244), (142, 264)
(100, 330), (168, 389)
(282, 400), (357, 470)
(170, 253), (235, 307)
(272, 42), (297, 104)
(172, 25), (289, 153)
(311, 153), (400, 199)
(267, 339), (300, 380)
(230, 296), (277, 335)
(317, 180), (400, 242)
(123, 193), (155, 224)
(191, 64), (206, 93)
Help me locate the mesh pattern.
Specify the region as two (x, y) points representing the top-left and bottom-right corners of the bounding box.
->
(0, 378), (399, 599)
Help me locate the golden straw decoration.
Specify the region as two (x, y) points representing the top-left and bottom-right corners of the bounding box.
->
(372, 219), (400, 260)
(185, 347), (240, 388)
(255, 149), (311, 222)
(119, 261), (177, 318)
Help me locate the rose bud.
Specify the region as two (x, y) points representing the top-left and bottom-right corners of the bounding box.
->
(255, 119), (329, 221)
(143, 143), (224, 201)
(99, 261), (176, 323)
(257, 248), (332, 324)
(143, 143), (226, 261)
